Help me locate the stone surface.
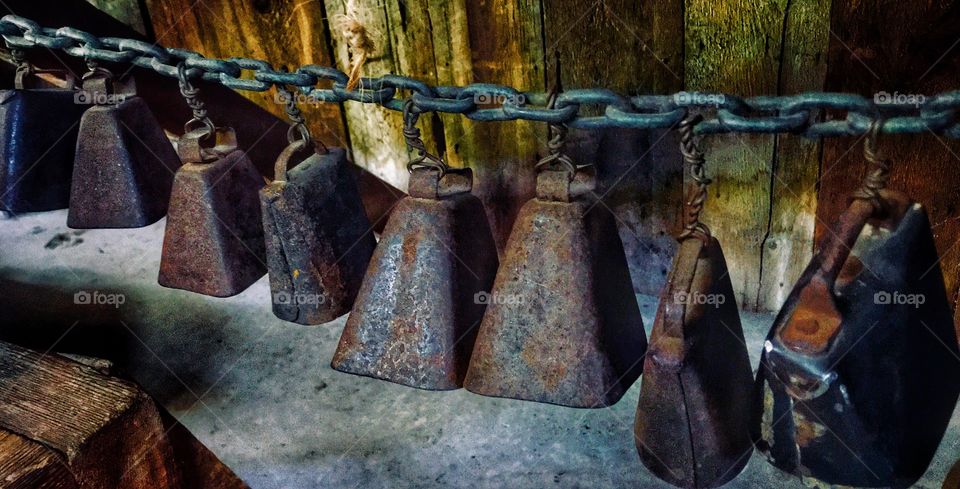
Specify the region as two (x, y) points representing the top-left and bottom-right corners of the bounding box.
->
(0, 209), (957, 488)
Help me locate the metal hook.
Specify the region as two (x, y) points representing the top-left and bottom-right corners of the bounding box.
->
(403, 98), (447, 175)
(677, 111), (712, 243)
(852, 118), (890, 213)
(177, 62), (215, 141)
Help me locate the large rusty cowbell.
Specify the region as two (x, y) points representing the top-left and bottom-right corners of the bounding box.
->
(0, 57), (86, 213)
(634, 115), (753, 489)
(332, 168), (499, 389)
(260, 85), (376, 324)
(68, 68), (180, 228)
(158, 126), (266, 297)
(332, 101), (499, 390)
(465, 167), (647, 408)
(753, 124), (960, 488)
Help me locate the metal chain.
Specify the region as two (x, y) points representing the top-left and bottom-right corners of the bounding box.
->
(677, 114), (712, 242)
(177, 62), (215, 138)
(535, 88), (578, 175)
(852, 119), (891, 212)
(4, 15), (960, 138)
(402, 99), (447, 174)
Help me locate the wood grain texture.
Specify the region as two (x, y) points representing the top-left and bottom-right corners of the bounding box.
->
(819, 0), (960, 333)
(543, 0), (684, 295)
(0, 341), (181, 489)
(757, 0), (830, 310)
(0, 430), (78, 489)
(685, 0), (784, 310)
(145, 0), (347, 156)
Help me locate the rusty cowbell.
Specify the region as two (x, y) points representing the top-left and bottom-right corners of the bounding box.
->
(634, 116), (753, 489)
(753, 123), (960, 488)
(465, 166), (647, 408)
(67, 68), (179, 228)
(158, 68), (266, 297)
(0, 57), (86, 213)
(332, 101), (499, 389)
(260, 86), (376, 324)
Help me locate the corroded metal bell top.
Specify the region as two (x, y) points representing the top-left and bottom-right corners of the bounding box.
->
(67, 78), (180, 228)
(635, 236), (753, 489)
(260, 143), (375, 324)
(158, 127), (266, 297)
(332, 167), (499, 390)
(465, 168), (647, 408)
(0, 85), (86, 212)
(755, 189), (960, 488)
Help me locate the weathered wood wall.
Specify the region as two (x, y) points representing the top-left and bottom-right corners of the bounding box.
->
(85, 0), (959, 315)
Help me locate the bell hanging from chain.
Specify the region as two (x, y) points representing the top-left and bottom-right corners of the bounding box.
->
(634, 115), (753, 489)
(157, 65), (266, 297)
(0, 50), (87, 213)
(260, 82), (375, 324)
(753, 121), (960, 487)
(331, 101), (499, 390)
(67, 62), (180, 228)
(465, 113), (646, 408)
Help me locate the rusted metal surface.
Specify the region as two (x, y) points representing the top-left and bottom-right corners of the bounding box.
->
(465, 169), (647, 408)
(0, 86), (85, 213)
(261, 145), (376, 324)
(67, 94), (180, 228)
(331, 168), (498, 390)
(634, 237), (753, 488)
(754, 189), (960, 487)
(158, 131), (265, 297)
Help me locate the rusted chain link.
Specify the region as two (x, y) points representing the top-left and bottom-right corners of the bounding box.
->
(3, 15), (960, 138)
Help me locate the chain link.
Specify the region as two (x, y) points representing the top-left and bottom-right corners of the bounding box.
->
(3, 14), (960, 137)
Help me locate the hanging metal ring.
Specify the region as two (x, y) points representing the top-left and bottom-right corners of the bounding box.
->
(677, 111), (712, 243)
(177, 62), (216, 141)
(403, 98), (447, 175)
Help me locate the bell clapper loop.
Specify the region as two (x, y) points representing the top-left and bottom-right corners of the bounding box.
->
(271, 73), (327, 183)
(852, 118), (891, 215)
(534, 85), (578, 179)
(176, 62), (237, 162)
(402, 98), (447, 176)
(677, 112), (712, 243)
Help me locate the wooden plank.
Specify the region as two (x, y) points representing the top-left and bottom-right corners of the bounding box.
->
(757, 0), (831, 310)
(145, 0), (347, 154)
(0, 430), (78, 489)
(0, 341), (181, 489)
(542, 0), (684, 295)
(86, 0), (150, 36)
(686, 0), (795, 310)
(819, 0), (960, 335)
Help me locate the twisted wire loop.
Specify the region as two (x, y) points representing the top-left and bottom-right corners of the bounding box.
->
(535, 88), (578, 177)
(403, 98), (447, 175)
(852, 119), (891, 213)
(677, 113), (712, 243)
(177, 62), (215, 140)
